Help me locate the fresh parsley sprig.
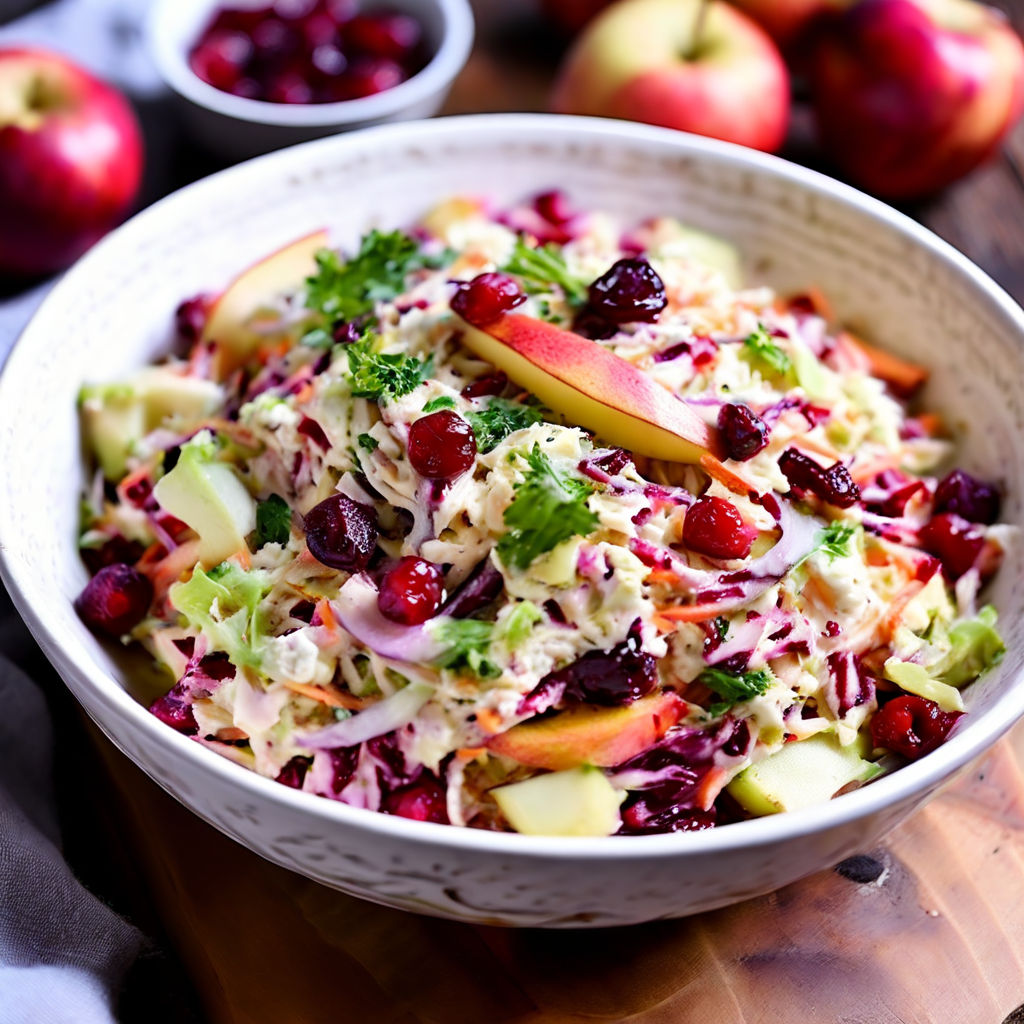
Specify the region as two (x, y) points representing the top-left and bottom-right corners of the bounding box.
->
(305, 230), (431, 323)
(699, 666), (774, 716)
(818, 521), (858, 561)
(743, 323), (792, 378)
(255, 494), (291, 547)
(466, 398), (543, 453)
(497, 446), (599, 571)
(502, 238), (589, 307)
(432, 619), (499, 678)
(346, 335), (432, 403)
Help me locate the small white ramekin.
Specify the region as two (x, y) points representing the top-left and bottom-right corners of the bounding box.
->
(148, 0), (474, 159)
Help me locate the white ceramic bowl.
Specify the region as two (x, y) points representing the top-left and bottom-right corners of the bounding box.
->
(148, 0), (474, 159)
(3, 115), (1023, 928)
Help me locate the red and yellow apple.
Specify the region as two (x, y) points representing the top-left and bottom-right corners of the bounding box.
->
(808, 0), (1024, 199)
(487, 691), (685, 770)
(550, 0), (790, 154)
(202, 228), (328, 379)
(0, 47), (143, 276)
(454, 310), (722, 462)
(728, 0), (843, 51)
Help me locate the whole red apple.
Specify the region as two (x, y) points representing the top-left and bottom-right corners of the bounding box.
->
(728, 0), (844, 50)
(0, 48), (144, 277)
(808, 0), (1024, 200)
(550, 0), (790, 154)
(541, 0), (613, 35)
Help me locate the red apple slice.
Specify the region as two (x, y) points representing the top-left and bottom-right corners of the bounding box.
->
(486, 691), (685, 770)
(202, 228), (328, 379)
(456, 312), (722, 462)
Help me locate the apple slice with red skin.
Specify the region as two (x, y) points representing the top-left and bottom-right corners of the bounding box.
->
(202, 228), (328, 379)
(486, 691), (686, 770)
(456, 311), (722, 462)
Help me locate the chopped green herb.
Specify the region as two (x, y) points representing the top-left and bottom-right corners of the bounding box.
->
(255, 494), (292, 547)
(497, 445), (599, 571)
(346, 335), (432, 402)
(713, 616), (730, 641)
(700, 666), (773, 715)
(743, 324), (792, 377)
(423, 395), (456, 413)
(299, 326), (334, 349)
(356, 433), (379, 453)
(466, 398), (543, 453)
(432, 618), (499, 678)
(818, 521), (857, 561)
(502, 237), (588, 307)
(305, 230), (430, 322)
(499, 601), (543, 648)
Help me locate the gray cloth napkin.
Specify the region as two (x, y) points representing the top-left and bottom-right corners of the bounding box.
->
(0, 650), (144, 1024)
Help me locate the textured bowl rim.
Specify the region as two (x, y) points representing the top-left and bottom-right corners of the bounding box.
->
(3, 113), (1024, 862)
(147, 0), (475, 128)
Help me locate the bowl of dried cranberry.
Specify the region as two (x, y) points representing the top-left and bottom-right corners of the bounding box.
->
(149, 0), (473, 158)
(1, 115), (1023, 928)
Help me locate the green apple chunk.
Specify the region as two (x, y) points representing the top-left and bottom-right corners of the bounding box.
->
(492, 766), (623, 837)
(133, 367), (223, 427)
(80, 385), (146, 481)
(153, 434), (256, 567)
(728, 733), (882, 817)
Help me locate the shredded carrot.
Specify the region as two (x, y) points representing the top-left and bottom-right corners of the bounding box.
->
(653, 614), (678, 633)
(840, 331), (928, 397)
(805, 285), (835, 324)
(645, 567), (684, 586)
(315, 598), (340, 642)
(699, 453), (759, 497)
(913, 412), (945, 437)
(882, 580), (925, 640)
(695, 766), (728, 811)
(293, 382), (315, 405)
(141, 539), (202, 600)
(850, 453), (902, 485)
(229, 546), (253, 570)
(789, 434), (843, 463)
(456, 746), (487, 763)
(284, 680), (368, 710)
(655, 601), (732, 623)
(475, 708), (504, 735)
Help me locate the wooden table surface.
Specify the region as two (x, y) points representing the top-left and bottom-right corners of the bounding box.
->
(7, 1), (1024, 1021)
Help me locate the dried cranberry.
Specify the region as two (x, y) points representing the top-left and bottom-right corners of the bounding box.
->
(870, 695), (962, 760)
(276, 755), (312, 788)
(377, 556), (444, 625)
(75, 564), (153, 637)
(80, 535), (145, 576)
(683, 496), (757, 560)
(343, 12), (421, 60)
(174, 294), (210, 344)
(933, 469), (1000, 525)
(332, 319), (363, 344)
(718, 403), (770, 461)
(541, 632), (657, 707)
(461, 371), (507, 399)
(587, 258), (667, 324)
(779, 448), (860, 508)
(149, 686), (197, 735)
(620, 799), (716, 835)
(572, 305), (618, 340)
(918, 512), (984, 580)
(382, 776), (449, 824)
(407, 410), (477, 480)
(303, 493), (377, 571)
(189, 30), (253, 91)
(450, 272), (526, 328)
(595, 448), (631, 475)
